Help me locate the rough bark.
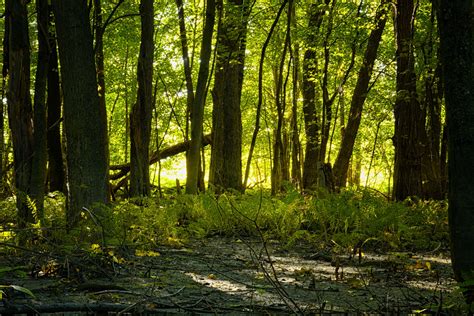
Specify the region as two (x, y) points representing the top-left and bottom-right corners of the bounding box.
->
(209, 0), (250, 193)
(186, 0), (215, 194)
(6, 0), (35, 227)
(438, 0), (474, 303)
(52, 0), (109, 227)
(130, 0), (154, 197)
(46, 36), (65, 192)
(30, 0), (50, 219)
(392, 0), (424, 201)
(301, 2), (325, 191)
(332, 1), (387, 188)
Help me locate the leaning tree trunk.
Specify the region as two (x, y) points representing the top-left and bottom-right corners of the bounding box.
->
(186, 0), (215, 194)
(130, 0), (154, 197)
(6, 0), (35, 228)
(392, 0), (425, 201)
(438, 0), (474, 303)
(209, 0), (250, 193)
(332, 1), (387, 188)
(52, 0), (109, 227)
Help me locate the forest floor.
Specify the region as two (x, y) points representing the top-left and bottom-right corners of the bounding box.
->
(0, 237), (467, 315)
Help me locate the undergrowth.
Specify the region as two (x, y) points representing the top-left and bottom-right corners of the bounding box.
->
(0, 187), (449, 254)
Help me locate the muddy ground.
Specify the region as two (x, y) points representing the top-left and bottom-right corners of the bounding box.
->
(0, 237), (467, 314)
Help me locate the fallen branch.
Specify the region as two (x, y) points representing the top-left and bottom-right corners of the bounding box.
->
(110, 134), (212, 181)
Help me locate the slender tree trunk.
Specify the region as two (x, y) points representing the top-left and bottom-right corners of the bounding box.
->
(209, 0), (250, 192)
(130, 0), (154, 197)
(94, 0), (110, 197)
(1, 4), (9, 196)
(332, 1), (387, 188)
(46, 35), (65, 192)
(392, 0), (424, 201)
(439, 0), (474, 303)
(52, 0), (109, 227)
(30, 0), (50, 219)
(243, 0), (288, 190)
(6, 0), (35, 228)
(186, 0), (215, 194)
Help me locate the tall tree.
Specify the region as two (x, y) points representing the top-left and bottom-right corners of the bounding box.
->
(52, 0), (109, 227)
(186, 0), (216, 194)
(30, 0), (50, 219)
(209, 0), (250, 192)
(332, 1), (388, 188)
(301, 1), (325, 190)
(129, 0), (154, 197)
(392, 0), (425, 200)
(46, 33), (65, 192)
(6, 0), (34, 227)
(438, 0), (474, 303)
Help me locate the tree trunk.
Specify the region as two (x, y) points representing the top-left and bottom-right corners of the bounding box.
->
(6, 0), (35, 228)
(332, 1), (387, 188)
(392, 0), (424, 201)
(52, 0), (109, 227)
(130, 0), (154, 197)
(209, 0), (250, 193)
(47, 35), (65, 192)
(438, 0), (474, 303)
(186, 0), (216, 194)
(302, 2), (325, 191)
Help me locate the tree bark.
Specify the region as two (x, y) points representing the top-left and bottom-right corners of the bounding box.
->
(52, 0), (109, 227)
(29, 0), (50, 220)
(332, 1), (387, 188)
(186, 0), (215, 194)
(6, 0), (35, 228)
(301, 2), (325, 191)
(130, 0), (154, 197)
(438, 0), (474, 303)
(46, 35), (65, 192)
(209, 0), (250, 193)
(392, 0), (424, 201)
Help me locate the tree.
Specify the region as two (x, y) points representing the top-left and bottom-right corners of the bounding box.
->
(438, 0), (474, 303)
(129, 0), (154, 197)
(52, 0), (109, 227)
(46, 32), (65, 192)
(6, 0), (35, 227)
(332, 0), (388, 188)
(301, 1), (326, 190)
(209, 0), (250, 192)
(30, 0), (50, 219)
(392, 0), (425, 201)
(186, 0), (216, 194)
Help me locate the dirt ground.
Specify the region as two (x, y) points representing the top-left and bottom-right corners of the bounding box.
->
(0, 237), (467, 314)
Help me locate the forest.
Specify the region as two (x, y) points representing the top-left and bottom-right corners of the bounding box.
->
(1, 0), (474, 314)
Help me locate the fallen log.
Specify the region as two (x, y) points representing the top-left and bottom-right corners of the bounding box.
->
(110, 134), (212, 181)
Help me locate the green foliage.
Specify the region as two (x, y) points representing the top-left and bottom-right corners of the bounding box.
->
(0, 188), (449, 256)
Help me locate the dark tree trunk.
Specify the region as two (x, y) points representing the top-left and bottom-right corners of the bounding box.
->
(438, 0), (474, 303)
(93, 0), (110, 196)
(209, 0), (250, 193)
(52, 0), (109, 227)
(130, 0), (154, 197)
(332, 1), (387, 188)
(46, 36), (65, 192)
(392, 0), (424, 201)
(186, 0), (215, 194)
(301, 2), (325, 191)
(30, 0), (50, 220)
(6, 0), (35, 228)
